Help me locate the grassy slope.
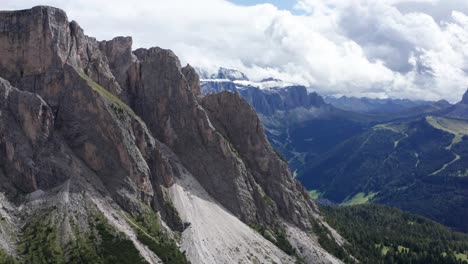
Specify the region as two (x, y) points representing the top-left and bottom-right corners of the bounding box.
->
(425, 116), (468, 149)
(341, 192), (377, 206)
(77, 70), (136, 117)
(309, 190), (322, 200)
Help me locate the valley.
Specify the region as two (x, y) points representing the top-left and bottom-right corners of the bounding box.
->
(201, 68), (468, 234)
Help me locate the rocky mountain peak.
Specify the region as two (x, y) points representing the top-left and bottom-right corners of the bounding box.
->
(213, 67), (249, 81)
(181, 64), (201, 96)
(261, 77), (282, 82)
(238, 85), (326, 116)
(461, 88), (468, 104)
(201, 91), (319, 225)
(0, 6), (343, 264)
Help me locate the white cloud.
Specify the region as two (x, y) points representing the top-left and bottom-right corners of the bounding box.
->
(2, 0), (468, 102)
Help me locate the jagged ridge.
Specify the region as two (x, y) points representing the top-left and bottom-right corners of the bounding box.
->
(0, 6), (343, 264)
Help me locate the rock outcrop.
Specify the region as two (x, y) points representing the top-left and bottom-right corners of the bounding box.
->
(200, 72), (327, 116)
(213, 67), (249, 81)
(239, 86), (325, 116)
(444, 89), (468, 120)
(181, 64), (201, 96)
(201, 79), (238, 95)
(0, 78), (55, 193)
(201, 92), (319, 228)
(0, 6), (343, 264)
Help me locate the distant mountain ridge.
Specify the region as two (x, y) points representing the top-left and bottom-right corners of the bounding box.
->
(324, 95), (451, 115)
(200, 67), (449, 119)
(200, 68), (452, 172)
(444, 89), (468, 120)
(198, 67), (249, 81)
(200, 67), (467, 234)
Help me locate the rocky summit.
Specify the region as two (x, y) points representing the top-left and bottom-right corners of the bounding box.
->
(0, 6), (344, 264)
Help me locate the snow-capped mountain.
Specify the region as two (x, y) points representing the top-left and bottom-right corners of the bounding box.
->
(198, 67), (296, 94)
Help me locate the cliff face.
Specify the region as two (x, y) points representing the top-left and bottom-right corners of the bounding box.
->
(201, 92), (319, 226)
(0, 6), (342, 264)
(201, 78), (326, 117)
(238, 86), (325, 116)
(0, 78), (55, 193)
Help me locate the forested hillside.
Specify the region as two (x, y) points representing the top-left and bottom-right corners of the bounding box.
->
(322, 204), (468, 264)
(300, 117), (468, 232)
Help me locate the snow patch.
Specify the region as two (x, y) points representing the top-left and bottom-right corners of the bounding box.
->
(234, 79), (295, 89)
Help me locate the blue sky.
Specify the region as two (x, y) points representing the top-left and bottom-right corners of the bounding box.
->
(228, 0), (296, 10)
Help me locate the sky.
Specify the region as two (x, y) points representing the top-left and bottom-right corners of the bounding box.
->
(229, 0), (296, 11)
(3, 0), (468, 102)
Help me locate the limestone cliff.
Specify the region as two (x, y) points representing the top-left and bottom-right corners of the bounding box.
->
(0, 6), (343, 264)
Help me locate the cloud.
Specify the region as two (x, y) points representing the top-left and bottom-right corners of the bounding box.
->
(2, 0), (468, 101)
(295, 0), (468, 101)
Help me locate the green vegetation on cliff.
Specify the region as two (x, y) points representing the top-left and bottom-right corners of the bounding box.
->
(341, 192), (377, 205)
(311, 220), (355, 263)
(250, 224), (304, 262)
(78, 70), (136, 117)
(127, 209), (190, 264)
(0, 249), (19, 264)
(17, 211), (146, 264)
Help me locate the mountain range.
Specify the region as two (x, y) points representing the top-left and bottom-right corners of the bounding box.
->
(0, 6), (345, 264)
(200, 67), (468, 233)
(300, 95), (468, 233)
(1, 5), (467, 264)
(324, 96), (451, 115)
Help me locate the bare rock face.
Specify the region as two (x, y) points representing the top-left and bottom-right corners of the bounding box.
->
(0, 5), (343, 264)
(0, 6), (166, 216)
(201, 91), (319, 229)
(131, 47), (262, 224)
(0, 6), (69, 80)
(181, 64), (201, 96)
(237, 85), (326, 116)
(0, 78), (54, 192)
(99, 36), (138, 104)
(0, 6), (122, 103)
(58, 65), (155, 204)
